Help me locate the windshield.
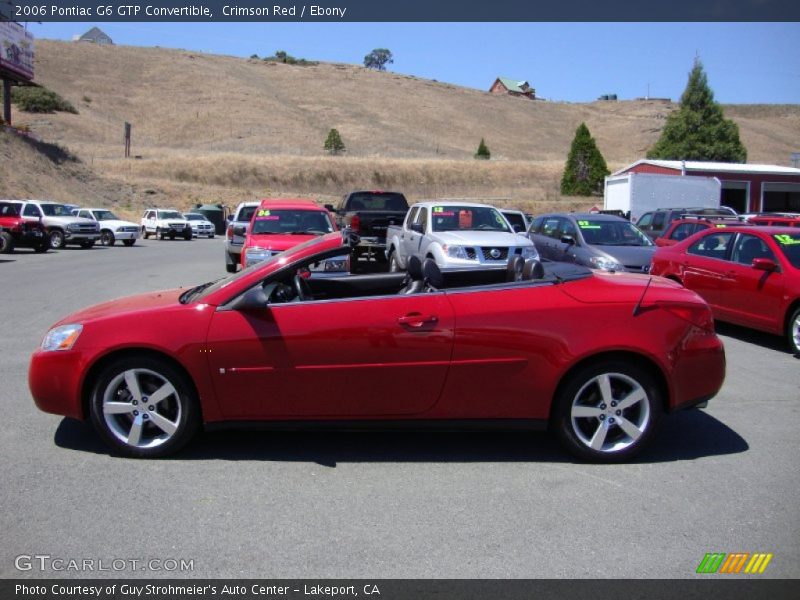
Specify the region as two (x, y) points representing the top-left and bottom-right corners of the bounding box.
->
(502, 212), (526, 231)
(92, 210), (118, 221)
(0, 202), (21, 217)
(40, 204), (72, 217)
(251, 209), (334, 235)
(158, 211), (184, 219)
(237, 205), (258, 223)
(577, 219), (653, 246)
(431, 206), (511, 233)
(774, 233), (800, 269)
(347, 192), (407, 211)
(184, 214), (205, 221)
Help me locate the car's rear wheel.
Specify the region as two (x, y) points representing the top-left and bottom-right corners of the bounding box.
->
(122, 239), (136, 247)
(100, 230), (115, 246)
(788, 307), (800, 355)
(49, 229), (65, 249)
(0, 231), (14, 254)
(183, 231), (192, 240)
(388, 251), (402, 272)
(552, 360), (662, 463)
(226, 252), (238, 273)
(142, 226), (149, 239)
(90, 356), (201, 458)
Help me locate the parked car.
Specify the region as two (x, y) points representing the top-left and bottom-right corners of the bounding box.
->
(386, 201), (538, 271)
(238, 198), (339, 269)
(75, 208), (140, 247)
(0, 201), (48, 254)
(654, 215), (741, 247)
(325, 190), (409, 262)
(184, 213), (216, 238)
(500, 209), (530, 233)
(15, 200), (100, 249)
(225, 201), (260, 273)
(528, 213), (655, 273)
(746, 214), (800, 227)
(651, 226), (800, 353)
(28, 230), (725, 462)
(141, 209), (192, 241)
(635, 207), (739, 240)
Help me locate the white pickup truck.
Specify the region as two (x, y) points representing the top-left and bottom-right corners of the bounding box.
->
(385, 201), (538, 271)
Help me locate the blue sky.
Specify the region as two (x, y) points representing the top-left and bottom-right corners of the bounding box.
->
(27, 22), (800, 103)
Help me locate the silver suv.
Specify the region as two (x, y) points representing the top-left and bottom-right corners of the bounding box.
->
(225, 201), (259, 273)
(15, 200), (100, 249)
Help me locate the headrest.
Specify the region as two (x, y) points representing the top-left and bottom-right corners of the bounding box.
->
(422, 258), (444, 289)
(407, 255), (424, 279)
(506, 255), (525, 282)
(522, 258), (545, 280)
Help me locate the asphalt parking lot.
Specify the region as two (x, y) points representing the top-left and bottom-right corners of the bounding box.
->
(1, 238), (798, 579)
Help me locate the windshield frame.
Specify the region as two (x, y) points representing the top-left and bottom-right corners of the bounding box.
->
(158, 211), (185, 220)
(575, 218), (654, 247)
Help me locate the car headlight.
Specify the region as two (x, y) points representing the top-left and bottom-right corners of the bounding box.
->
(244, 247), (273, 266)
(66, 223), (79, 231)
(323, 257), (350, 272)
(521, 246), (539, 260)
(41, 324), (83, 352)
(589, 256), (623, 272)
(444, 245), (472, 260)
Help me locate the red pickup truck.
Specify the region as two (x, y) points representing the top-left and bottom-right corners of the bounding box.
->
(0, 201), (49, 254)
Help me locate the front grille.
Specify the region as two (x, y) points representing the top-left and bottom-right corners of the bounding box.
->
(465, 248), (477, 260)
(480, 247), (509, 261)
(168, 223), (185, 229)
(77, 225), (98, 233)
(120, 226), (138, 232)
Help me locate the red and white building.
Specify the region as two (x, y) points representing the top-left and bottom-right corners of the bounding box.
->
(612, 159), (800, 214)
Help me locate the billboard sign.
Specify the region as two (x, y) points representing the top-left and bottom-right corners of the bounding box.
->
(0, 21), (35, 81)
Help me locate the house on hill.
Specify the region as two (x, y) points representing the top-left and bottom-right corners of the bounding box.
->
(489, 77), (536, 99)
(78, 27), (114, 45)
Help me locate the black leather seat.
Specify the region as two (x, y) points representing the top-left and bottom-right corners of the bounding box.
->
(522, 258), (545, 280)
(422, 258), (444, 292)
(398, 255), (425, 294)
(506, 255), (525, 282)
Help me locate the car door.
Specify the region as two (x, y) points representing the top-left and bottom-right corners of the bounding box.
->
(681, 231), (736, 310)
(551, 217), (580, 263)
(205, 291), (455, 418)
(144, 210), (157, 233)
(531, 216), (561, 261)
(21, 203), (42, 224)
(399, 206), (420, 260)
(717, 233), (784, 330)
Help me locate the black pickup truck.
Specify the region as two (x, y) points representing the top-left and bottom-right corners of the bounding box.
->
(325, 190), (409, 262)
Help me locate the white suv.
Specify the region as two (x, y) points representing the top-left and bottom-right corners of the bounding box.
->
(141, 209), (193, 241)
(75, 208), (140, 246)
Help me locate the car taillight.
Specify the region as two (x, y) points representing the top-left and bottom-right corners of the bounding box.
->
(350, 214), (361, 233)
(657, 301), (714, 332)
(226, 224), (233, 240)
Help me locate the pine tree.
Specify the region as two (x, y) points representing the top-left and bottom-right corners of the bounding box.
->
(474, 138), (491, 160)
(324, 128), (345, 155)
(648, 60), (747, 162)
(560, 123), (609, 195)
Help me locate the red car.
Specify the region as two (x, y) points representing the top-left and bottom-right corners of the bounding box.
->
(239, 198), (338, 268)
(651, 226), (800, 353)
(654, 216), (739, 248)
(29, 232), (725, 462)
(0, 201), (49, 254)
(747, 214), (800, 228)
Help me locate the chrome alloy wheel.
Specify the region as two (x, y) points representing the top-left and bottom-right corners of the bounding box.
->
(102, 368), (182, 449)
(570, 372), (651, 453)
(792, 312), (800, 353)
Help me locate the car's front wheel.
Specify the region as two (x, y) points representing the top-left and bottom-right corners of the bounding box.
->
(142, 226), (149, 239)
(49, 229), (65, 249)
(122, 239), (136, 247)
(788, 307), (800, 355)
(388, 250), (402, 272)
(100, 230), (115, 246)
(90, 356), (201, 458)
(551, 360), (662, 462)
(0, 231), (14, 254)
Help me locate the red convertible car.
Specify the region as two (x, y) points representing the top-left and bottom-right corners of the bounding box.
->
(651, 226), (800, 354)
(29, 231), (725, 462)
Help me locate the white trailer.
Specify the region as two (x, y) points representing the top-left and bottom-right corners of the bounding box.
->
(604, 172), (722, 223)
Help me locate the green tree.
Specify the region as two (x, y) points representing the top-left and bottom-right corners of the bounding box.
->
(324, 128), (345, 155)
(648, 60), (746, 162)
(364, 48), (393, 71)
(11, 87), (78, 114)
(474, 138), (491, 160)
(560, 123), (609, 196)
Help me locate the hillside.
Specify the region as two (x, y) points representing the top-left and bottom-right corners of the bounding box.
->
(4, 40), (799, 213)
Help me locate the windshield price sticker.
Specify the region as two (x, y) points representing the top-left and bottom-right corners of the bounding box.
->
(577, 220), (601, 229)
(256, 209), (280, 221)
(433, 209), (455, 216)
(775, 234), (800, 245)
(715, 224), (727, 228)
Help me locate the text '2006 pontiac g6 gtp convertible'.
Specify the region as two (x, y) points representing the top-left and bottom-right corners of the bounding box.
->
(29, 231), (725, 462)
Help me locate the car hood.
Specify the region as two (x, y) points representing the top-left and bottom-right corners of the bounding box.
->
(435, 231), (532, 246)
(43, 216), (97, 227)
(55, 289), (186, 326)
(560, 272), (688, 304)
(246, 233), (320, 251)
(99, 219), (138, 228)
(593, 245), (656, 266)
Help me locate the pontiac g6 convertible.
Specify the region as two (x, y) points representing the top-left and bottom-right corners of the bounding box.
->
(29, 231), (725, 462)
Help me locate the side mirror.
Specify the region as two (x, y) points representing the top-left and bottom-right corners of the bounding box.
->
(226, 215), (234, 222)
(324, 204), (335, 212)
(229, 286), (268, 312)
(233, 225), (247, 237)
(409, 222), (424, 234)
(752, 258), (778, 272)
(561, 235), (576, 245)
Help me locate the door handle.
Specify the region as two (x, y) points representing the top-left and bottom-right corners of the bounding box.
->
(398, 313), (438, 328)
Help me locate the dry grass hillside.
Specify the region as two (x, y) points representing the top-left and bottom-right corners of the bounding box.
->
(5, 39), (799, 214)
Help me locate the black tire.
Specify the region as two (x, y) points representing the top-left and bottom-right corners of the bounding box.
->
(100, 230), (115, 246)
(551, 359), (663, 463)
(158, 228), (166, 240)
(183, 231), (192, 241)
(225, 252), (238, 273)
(788, 307), (800, 355)
(209, 233), (215, 239)
(388, 251), (403, 273)
(49, 229), (65, 249)
(142, 226), (149, 240)
(34, 241), (49, 253)
(122, 239), (136, 247)
(89, 356), (201, 458)
(169, 232), (176, 240)
(79, 239), (95, 249)
(0, 231), (14, 254)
